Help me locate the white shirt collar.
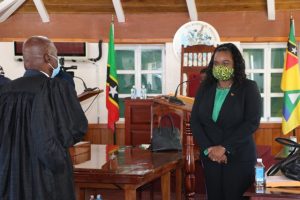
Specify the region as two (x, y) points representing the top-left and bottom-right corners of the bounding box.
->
(40, 71), (50, 77)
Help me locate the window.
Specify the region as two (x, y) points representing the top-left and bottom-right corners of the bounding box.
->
(241, 43), (286, 122)
(115, 44), (165, 118)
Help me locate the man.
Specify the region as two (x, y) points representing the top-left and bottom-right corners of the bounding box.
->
(0, 36), (88, 200)
(0, 65), (11, 86)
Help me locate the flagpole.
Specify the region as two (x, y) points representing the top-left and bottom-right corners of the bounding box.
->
(106, 14), (120, 140)
(291, 15), (295, 36)
(111, 15), (117, 145)
(113, 123), (117, 145)
(292, 129), (296, 137)
(291, 16), (297, 138)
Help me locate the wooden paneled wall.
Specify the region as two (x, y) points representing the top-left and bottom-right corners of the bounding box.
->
(254, 123), (300, 155)
(84, 123), (125, 145)
(85, 122), (300, 156)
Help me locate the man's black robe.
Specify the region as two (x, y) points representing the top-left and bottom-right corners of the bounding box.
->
(0, 75), (11, 86)
(0, 70), (88, 200)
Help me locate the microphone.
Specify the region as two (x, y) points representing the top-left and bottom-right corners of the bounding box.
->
(59, 57), (77, 72)
(168, 79), (194, 105)
(74, 76), (97, 92)
(59, 57), (65, 67)
(62, 65), (77, 71)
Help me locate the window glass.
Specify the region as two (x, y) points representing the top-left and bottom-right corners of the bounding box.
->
(271, 97), (283, 117)
(271, 73), (282, 93)
(243, 49), (264, 69)
(141, 74), (162, 94)
(116, 50), (134, 70)
(119, 98), (125, 118)
(271, 48), (285, 69)
(253, 73), (264, 93)
(261, 97), (264, 117)
(118, 74), (135, 94)
(142, 50), (162, 70)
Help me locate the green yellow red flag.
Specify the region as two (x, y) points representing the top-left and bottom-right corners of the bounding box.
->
(281, 17), (300, 134)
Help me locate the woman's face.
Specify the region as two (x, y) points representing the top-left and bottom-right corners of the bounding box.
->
(213, 50), (234, 68)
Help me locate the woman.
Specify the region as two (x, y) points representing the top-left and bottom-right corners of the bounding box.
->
(191, 43), (261, 200)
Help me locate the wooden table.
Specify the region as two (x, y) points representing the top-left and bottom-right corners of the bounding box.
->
(244, 184), (300, 199)
(73, 145), (183, 200)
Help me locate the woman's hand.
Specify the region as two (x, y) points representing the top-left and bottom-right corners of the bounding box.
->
(208, 145), (227, 164)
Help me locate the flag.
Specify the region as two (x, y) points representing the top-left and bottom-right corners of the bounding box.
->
(281, 17), (300, 134)
(106, 21), (119, 131)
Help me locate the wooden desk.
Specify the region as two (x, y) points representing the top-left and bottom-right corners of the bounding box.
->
(73, 145), (183, 200)
(151, 97), (197, 199)
(244, 184), (300, 199)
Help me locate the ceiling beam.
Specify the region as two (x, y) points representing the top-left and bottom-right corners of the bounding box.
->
(0, 0), (25, 23)
(0, 0), (16, 13)
(267, 0), (275, 20)
(112, 0), (125, 23)
(33, 0), (49, 23)
(186, 0), (198, 21)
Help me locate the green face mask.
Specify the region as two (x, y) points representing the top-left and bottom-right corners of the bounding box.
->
(212, 65), (234, 81)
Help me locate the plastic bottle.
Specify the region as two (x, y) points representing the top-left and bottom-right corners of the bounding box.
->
(255, 158), (265, 188)
(141, 85), (147, 99)
(89, 195), (95, 200)
(96, 194), (102, 200)
(130, 85), (137, 99)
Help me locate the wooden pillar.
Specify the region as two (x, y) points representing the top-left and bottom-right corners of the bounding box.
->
(184, 114), (196, 199)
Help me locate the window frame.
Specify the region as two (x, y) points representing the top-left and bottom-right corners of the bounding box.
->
(241, 42), (286, 122)
(115, 44), (166, 119)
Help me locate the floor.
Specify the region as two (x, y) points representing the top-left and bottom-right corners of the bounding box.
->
(86, 189), (206, 200)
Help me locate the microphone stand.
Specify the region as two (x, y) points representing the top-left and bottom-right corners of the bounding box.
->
(75, 75), (103, 102)
(168, 80), (191, 105)
(74, 76), (97, 92)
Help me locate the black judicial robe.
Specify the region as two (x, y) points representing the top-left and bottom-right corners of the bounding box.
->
(0, 70), (88, 200)
(0, 75), (11, 86)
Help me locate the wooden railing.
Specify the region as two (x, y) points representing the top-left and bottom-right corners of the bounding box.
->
(84, 122), (300, 156)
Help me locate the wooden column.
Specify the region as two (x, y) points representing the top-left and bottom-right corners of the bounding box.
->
(184, 114), (196, 199)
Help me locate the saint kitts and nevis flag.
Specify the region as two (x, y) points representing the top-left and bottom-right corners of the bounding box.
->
(106, 21), (119, 131)
(281, 17), (300, 134)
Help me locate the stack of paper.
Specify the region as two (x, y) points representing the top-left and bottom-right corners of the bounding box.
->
(266, 175), (300, 187)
